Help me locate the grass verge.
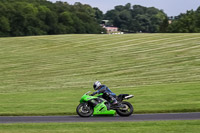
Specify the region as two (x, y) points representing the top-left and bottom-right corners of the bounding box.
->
(0, 120), (200, 133)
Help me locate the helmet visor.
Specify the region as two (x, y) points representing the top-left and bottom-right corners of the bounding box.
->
(93, 84), (97, 90)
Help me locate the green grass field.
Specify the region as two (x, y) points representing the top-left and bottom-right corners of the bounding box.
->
(0, 33), (200, 115)
(0, 120), (200, 133)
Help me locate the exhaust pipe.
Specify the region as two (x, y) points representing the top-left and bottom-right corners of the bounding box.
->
(124, 95), (134, 99)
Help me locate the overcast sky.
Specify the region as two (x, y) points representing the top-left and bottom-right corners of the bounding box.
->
(49, 0), (200, 16)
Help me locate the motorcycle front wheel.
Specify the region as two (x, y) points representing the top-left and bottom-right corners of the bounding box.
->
(76, 103), (93, 117)
(116, 101), (133, 117)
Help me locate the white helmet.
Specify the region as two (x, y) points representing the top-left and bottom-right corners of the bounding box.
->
(93, 81), (101, 90)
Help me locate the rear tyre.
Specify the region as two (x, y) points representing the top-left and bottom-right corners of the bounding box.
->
(116, 101), (133, 117)
(76, 103), (93, 117)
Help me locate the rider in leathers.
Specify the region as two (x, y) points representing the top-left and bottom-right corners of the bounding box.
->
(91, 81), (118, 105)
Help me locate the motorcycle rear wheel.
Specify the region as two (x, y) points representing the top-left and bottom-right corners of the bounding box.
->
(116, 101), (133, 117)
(76, 103), (93, 117)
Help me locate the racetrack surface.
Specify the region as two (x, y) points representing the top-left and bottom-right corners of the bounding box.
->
(0, 112), (200, 123)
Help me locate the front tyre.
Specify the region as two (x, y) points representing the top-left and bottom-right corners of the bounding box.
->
(116, 101), (133, 117)
(76, 103), (93, 117)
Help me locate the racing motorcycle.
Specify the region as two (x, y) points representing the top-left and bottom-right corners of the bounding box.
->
(76, 91), (134, 117)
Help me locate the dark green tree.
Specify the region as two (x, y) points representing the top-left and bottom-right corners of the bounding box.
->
(167, 9), (200, 33)
(104, 4), (167, 33)
(0, 16), (10, 36)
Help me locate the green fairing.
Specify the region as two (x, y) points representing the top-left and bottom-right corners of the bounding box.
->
(79, 92), (116, 116)
(93, 102), (116, 116)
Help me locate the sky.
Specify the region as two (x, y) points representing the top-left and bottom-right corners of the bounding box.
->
(49, 0), (200, 16)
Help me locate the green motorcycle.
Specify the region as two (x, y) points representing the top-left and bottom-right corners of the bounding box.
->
(76, 91), (134, 117)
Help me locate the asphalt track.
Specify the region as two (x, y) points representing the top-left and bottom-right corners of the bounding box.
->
(0, 112), (200, 123)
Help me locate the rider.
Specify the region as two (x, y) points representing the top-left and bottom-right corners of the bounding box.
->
(91, 81), (118, 105)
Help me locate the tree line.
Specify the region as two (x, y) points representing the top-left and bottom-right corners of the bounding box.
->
(0, 0), (105, 37)
(0, 0), (200, 37)
(103, 3), (200, 33)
